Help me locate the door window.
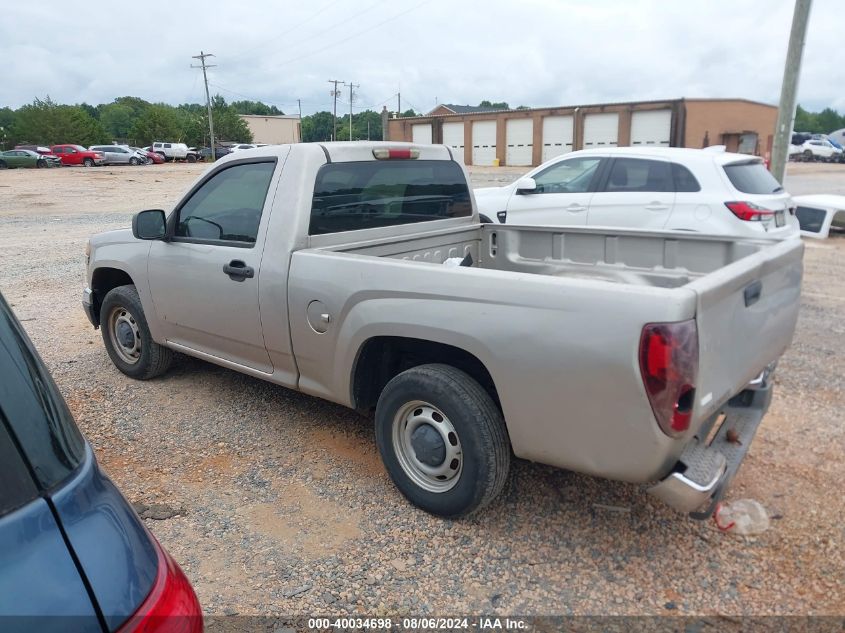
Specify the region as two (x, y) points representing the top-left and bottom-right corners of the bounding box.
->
(671, 163), (701, 192)
(532, 157), (602, 193)
(603, 158), (671, 192)
(175, 161), (276, 244)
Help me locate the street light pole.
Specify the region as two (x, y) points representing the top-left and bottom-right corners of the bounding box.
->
(770, 0), (813, 184)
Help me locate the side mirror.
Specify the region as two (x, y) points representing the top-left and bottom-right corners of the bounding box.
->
(132, 209), (167, 240)
(515, 177), (537, 194)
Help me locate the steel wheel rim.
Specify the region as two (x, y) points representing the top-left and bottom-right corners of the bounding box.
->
(392, 400), (463, 493)
(107, 305), (141, 365)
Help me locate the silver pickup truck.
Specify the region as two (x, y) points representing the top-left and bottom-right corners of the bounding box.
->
(83, 142), (803, 518)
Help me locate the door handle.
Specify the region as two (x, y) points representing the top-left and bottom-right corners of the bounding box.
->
(645, 202), (670, 211)
(565, 204), (586, 213)
(223, 260), (254, 280)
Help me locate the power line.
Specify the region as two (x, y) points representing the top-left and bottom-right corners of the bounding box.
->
(259, 0), (433, 70)
(191, 51), (216, 160)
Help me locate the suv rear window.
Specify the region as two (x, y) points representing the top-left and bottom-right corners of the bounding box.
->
(723, 161), (783, 194)
(310, 160), (471, 235)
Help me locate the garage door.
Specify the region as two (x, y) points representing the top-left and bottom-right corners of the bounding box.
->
(583, 113), (619, 149)
(630, 110), (672, 147)
(412, 123), (432, 144)
(505, 119), (533, 166)
(442, 121), (465, 154)
(471, 120), (497, 166)
(541, 115), (573, 162)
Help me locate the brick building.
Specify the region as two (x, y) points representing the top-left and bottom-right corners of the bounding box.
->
(384, 98), (777, 167)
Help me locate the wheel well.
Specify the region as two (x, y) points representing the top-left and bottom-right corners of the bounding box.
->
(352, 336), (500, 413)
(91, 268), (134, 324)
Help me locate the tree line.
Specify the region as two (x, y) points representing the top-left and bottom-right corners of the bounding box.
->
(794, 105), (845, 135)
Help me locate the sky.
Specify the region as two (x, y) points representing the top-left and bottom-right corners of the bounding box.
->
(1, 0), (842, 116)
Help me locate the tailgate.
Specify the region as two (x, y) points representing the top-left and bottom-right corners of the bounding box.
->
(688, 238), (803, 423)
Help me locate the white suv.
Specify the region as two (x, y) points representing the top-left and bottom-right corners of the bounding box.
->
(474, 147), (799, 239)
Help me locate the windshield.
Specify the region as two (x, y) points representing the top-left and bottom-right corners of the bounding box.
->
(73, 145), (86, 151)
(310, 160), (472, 235)
(723, 161), (784, 194)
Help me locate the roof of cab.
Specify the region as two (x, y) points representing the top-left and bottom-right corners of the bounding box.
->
(215, 141), (456, 165)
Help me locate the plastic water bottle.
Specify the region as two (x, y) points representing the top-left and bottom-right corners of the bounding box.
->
(714, 499), (771, 535)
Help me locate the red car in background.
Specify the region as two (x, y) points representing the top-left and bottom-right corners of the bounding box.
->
(133, 147), (164, 164)
(51, 144), (105, 167)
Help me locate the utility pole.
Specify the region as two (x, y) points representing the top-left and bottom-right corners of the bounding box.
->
(297, 99), (302, 119)
(397, 92), (401, 116)
(346, 82), (359, 141)
(771, 0), (813, 184)
(328, 80), (343, 141)
(191, 51), (216, 160)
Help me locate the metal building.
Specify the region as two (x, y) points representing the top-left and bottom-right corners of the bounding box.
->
(385, 98), (777, 167)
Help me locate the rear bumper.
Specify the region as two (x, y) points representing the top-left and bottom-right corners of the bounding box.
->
(648, 378), (774, 519)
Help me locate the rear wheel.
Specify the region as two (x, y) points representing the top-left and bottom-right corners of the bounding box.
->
(803, 149), (814, 162)
(129, 157), (139, 166)
(375, 364), (510, 518)
(83, 158), (94, 167)
(0, 160), (7, 169)
(101, 285), (173, 380)
(186, 154), (197, 163)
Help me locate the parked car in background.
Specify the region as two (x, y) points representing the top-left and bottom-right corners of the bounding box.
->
(132, 147), (164, 164)
(51, 144), (105, 167)
(89, 145), (144, 166)
(0, 291), (203, 632)
(14, 145), (62, 164)
(198, 146), (232, 161)
(796, 138), (843, 162)
(151, 142), (199, 162)
(0, 149), (60, 168)
(475, 146), (799, 239)
(793, 194), (845, 239)
(227, 143), (256, 152)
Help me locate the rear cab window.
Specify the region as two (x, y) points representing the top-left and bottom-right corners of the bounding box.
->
(723, 160), (783, 194)
(310, 160), (471, 235)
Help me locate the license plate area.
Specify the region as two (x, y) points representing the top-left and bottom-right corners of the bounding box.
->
(775, 211), (785, 227)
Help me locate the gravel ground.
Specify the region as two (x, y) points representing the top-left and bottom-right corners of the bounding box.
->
(0, 161), (843, 618)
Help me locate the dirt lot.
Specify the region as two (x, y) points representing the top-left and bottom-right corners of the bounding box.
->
(0, 161), (843, 618)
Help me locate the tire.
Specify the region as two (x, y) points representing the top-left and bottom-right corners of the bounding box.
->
(36, 159), (46, 168)
(186, 153), (197, 163)
(100, 285), (173, 380)
(803, 149), (814, 162)
(0, 160), (7, 169)
(83, 158), (94, 167)
(375, 363), (510, 518)
(129, 157), (139, 166)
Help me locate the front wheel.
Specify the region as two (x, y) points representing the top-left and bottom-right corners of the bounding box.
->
(186, 153), (197, 163)
(375, 364), (510, 518)
(83, 158), (94, 167)
(36, 159), (46, 168)
(101, 285), (173, 380)
(803, 149), (814, 162)
(129, 157), (139, 165)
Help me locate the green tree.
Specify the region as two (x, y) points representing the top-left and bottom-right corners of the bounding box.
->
(113, 96), (152, 119)
(231, 100), (283, 115)
(10, 97), (108, 146)
(129, 104), (181, 147)
(209, 95), (253, 143)
(0, 107), (15, 149)
(400, 109), (417, 117)
(99, 103), (135, 140)
(301, 111), (334, 142)
(816, 108), (844, 134)
(479, 100), (509, 110)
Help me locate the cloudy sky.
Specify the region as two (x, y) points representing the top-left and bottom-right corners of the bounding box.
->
(2, 0), (842, 115)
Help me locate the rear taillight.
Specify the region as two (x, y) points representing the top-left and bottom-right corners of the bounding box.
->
(639, 319), (698, 437)
(372, 147), (419, 160)
(118, 538), (203, 633)
(725, 201), (775, 222)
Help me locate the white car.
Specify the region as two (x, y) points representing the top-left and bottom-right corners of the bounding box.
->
(151, 142), (199, 162)
(793, 194), (845, 239)
(474, 147), (799, 239)
(796, 139), (842, 162)
(228, 143), (256, 152)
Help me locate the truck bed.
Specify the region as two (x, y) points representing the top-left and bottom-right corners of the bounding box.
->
(325, 223), (780, 290)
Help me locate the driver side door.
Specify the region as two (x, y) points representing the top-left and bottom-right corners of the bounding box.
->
(505, 155), (606, 226)
(147, 158), (282, 373)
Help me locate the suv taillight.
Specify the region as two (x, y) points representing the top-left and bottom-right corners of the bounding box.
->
(639, 320), (698, 437)
(117, 538), (203, 633)
(725, 201), (775, 222)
